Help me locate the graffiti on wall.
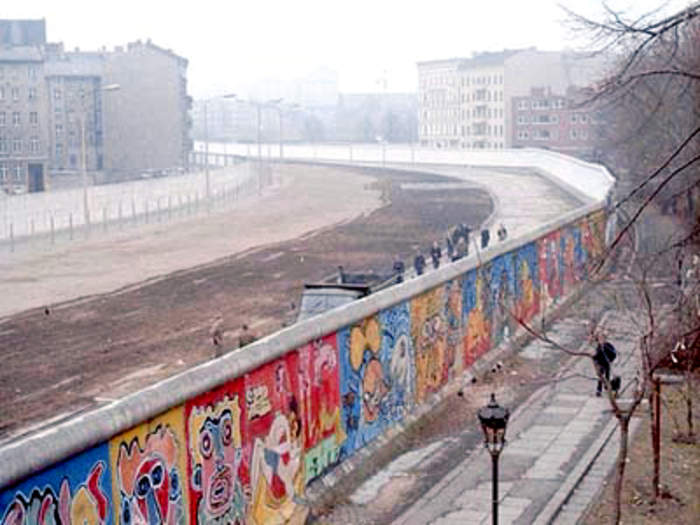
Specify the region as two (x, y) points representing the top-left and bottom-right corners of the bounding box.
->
(109, 407), (188, 525)
(244, 355), (306, 525)
(185, 380), (247, 525)
(513, 242), (540, 325)
(444, 279), (464, 381)
(1, 446), (111, 525)
(0, 211), (611, 525)
(410, 289), (448, 404)
(297, 335), (344, 485)
(462, 269), (491, 368)
(489, 255), (516, 348)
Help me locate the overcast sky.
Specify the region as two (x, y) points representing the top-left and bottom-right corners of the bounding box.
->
(5, 1), (691, 98)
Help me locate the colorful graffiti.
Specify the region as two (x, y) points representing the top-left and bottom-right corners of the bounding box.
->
(489, 255), (516, 348)
(109, 408), (188, 525)
(244, 355), (306, 525)
(411, 289), (448, 403)
(0, 210), (609, 525)
(185, 381), (247, 525)
(297, 336), (344, 484)
(1, 446), (111, 525)
(513, 242), (540, 324)
(462, 269), (491, 368)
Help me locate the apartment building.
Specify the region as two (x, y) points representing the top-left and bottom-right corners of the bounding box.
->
(0, 45), (49, 192)
(417, 48), (606, 149)
(511, 86), (599, 159)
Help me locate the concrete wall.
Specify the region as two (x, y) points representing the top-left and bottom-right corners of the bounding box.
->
(0, 184), (608, 524)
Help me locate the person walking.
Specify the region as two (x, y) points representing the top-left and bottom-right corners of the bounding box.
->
(414, 250), (426, 276)
(446, 236), (454, 261)
(239, 324), (258, 348)
(480, 228), (490, 249)
(497, 223), (508, 241)
(430, 241), (442, 269)
(393, 255), (406, 284)
(453, 237), (468, 261)
(593, 332), (617, 396)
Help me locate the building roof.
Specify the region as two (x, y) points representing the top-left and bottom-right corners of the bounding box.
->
(417, 48), (531, 70)
(0, 45), (43, 63)
(0, 19), (46, 46)
(44, 53), (104, 77)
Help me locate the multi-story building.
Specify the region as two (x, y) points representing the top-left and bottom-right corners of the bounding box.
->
(101, 40), (192, 177)
(44, 46), (105, 174)
(0, 44), (49, 192)
(511, 86), (599, 159)
(417, 48), (605, 149)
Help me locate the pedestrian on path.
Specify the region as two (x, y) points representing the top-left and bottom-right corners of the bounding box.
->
(430, 241), (442, 269)
(239, 324), (258, 348)
(393, 255), (405, 284)
(593, 332), (617, 396)
(446, 236), (454, 261)
(481, 228), (490, 249)
(497, 223), (508, 241)
(414, 250), (426, 276)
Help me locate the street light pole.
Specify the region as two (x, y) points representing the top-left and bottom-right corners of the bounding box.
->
(203, 93), (236, 207)
(478, 393), (510, 525)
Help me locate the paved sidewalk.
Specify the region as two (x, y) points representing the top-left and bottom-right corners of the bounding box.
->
(389, 311), (641, 525)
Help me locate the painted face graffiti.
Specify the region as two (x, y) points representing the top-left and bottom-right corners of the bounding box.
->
(361, 358), (389, 423)
(1, 462), (108, 525)
(117, 426), (183, 525)
(188, 396), (246, 524)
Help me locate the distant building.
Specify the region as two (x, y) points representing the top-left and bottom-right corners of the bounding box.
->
(101, 40), (192, 177)
(43, 46), (106, 174)
(0, 45), (49, 192)
(0, 19), (46, 46)
(335, 92), (418, 143)
(417, 48), (606, 149)
(511, 86), (600, 159)
(1, 19), (192, 192)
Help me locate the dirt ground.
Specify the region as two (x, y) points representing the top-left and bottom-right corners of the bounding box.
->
(0, 165), (493, 440)
(582, 375), (700, 525)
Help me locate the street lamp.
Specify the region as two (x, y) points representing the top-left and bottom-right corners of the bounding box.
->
(204, 93), (236, 206)
(81, 83), (119, 227)
(477, 393), (510, 525)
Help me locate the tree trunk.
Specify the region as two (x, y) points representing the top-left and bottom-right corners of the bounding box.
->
(614, 416), (630, 525)
(649, 378), (661, 500)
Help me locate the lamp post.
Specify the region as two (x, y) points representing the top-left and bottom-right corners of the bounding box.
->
(203, 93), (236, 207)
(81, 83), (119, 227)
(477, 393), (510, 525)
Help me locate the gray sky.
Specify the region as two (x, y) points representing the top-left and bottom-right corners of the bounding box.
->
(5, 1), (691, 98)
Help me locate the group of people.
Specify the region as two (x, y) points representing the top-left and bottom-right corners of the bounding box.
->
(392, 222), (509, 283)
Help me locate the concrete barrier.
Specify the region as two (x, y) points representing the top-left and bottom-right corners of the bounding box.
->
(0, 152), (612, 525)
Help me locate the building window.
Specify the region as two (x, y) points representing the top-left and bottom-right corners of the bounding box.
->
(11, 87), (19, 101)
(571, 114), (578, 123)
(581, 114), (588, 123)
(0, 112), (4, 126)
(55, 123), (63, 135)
(0, 163), (6, 181)
(518, 130), (529, 139)
(28, 87), (37, 101)
(30, 136), (39, 153)
(30, 112), (38, 126)
(28, 66), (37, 81)
(0, 87), (3, 100)
(12, 112), (20, 126)
(14, 164), (23, 181)
(0, 137), (7, 153)
(55, 143), (63, 157)
(54, 88), (62, 100)
(570, 129), (578, 140)
(12, 138), (22, 152)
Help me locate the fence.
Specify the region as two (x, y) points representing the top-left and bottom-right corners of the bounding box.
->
(0, 150), (613, 525)
(0, 160), (273, 253)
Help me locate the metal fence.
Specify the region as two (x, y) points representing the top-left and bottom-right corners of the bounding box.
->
(0, 159), (274, 253)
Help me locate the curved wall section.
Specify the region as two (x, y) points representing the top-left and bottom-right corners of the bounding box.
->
(0, 196), (608, 524)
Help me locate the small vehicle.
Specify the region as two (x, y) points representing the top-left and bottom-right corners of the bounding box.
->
(296, 269), (397, 323)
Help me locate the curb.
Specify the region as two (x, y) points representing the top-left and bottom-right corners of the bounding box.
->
(533, 416), (618, 525)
